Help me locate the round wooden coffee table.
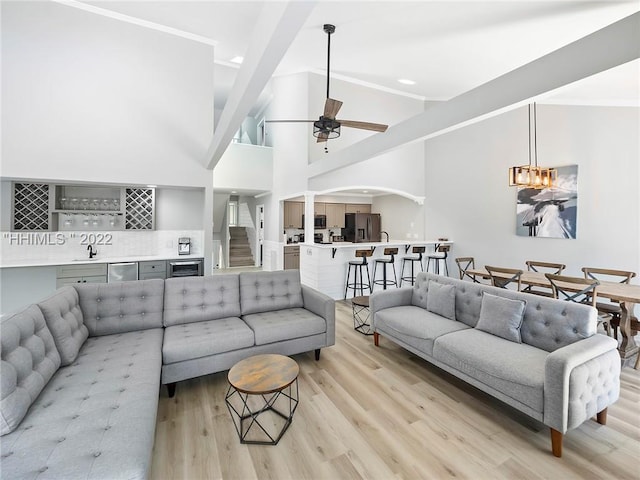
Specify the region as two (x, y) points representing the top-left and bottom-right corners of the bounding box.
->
(225, 354), (299, 445)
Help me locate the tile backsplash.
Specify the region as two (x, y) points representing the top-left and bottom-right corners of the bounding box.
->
(0, 230), (204, 263)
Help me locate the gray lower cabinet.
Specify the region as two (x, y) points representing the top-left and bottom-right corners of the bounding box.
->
(138, 260), (167, 280)
(284, 245), (300, 270)
(56, 264), (107, 288)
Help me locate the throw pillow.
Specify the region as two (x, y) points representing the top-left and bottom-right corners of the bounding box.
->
(475, 292), (526, 343)
(426, 281), (456, 320)
(38, 287), (88, 365)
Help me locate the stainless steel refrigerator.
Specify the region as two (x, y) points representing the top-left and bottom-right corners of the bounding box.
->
(343, 213), (381, 243)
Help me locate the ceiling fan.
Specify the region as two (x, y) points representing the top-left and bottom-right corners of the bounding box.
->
(266, 24), (388, 149)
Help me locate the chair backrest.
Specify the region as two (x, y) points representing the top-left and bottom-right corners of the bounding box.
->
(485, 265), (523, 290)
(455, 257), (476, 281)
(355, 249), (373, 258)
(383, 247), (398, 257)
(545, 273), (599, 305)
(581, 267), (636, 284)
(412, 246), (426, 254)
(437, 244), (450, 254)
(526, 261), (566, 274)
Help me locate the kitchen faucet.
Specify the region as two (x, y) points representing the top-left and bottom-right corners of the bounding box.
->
(87, 244), (98, 259)
(381, 231), (389, 242)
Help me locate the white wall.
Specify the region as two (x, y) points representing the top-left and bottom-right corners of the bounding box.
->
(1, 1), (214, 188)
(155, 188), (204, 230)
(213, 143), (273, 192)
(371, 195), (425, 241)
(424, 104), (640, 277)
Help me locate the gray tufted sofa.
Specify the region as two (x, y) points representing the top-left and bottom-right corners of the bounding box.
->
(1, 280), (165, 480)
(370, 272), (620, 457)
(160, 270), (335, 396)
(0, 270), (334, 479)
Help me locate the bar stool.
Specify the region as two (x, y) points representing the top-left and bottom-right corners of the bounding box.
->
(400, 246), (425, 286)
(426, 244), (450, 276)
(344, 249), (372, 299)
(372, 247), (398, 291)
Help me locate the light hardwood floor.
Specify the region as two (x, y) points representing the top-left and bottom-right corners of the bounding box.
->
(150, 300), (640, 480)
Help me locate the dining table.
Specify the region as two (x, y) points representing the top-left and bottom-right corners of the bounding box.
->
(466, 268), (640, 361)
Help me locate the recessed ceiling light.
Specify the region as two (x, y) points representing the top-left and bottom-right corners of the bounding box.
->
(398, 78), (416, 85)
(363, 190), (369, 193)
(231, 190), (237, 194)
(230, 56), (244, 64)
(147, 184), (157, 188)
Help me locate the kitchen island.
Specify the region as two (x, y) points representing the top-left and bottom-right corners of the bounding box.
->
(298, 240), (453, 300)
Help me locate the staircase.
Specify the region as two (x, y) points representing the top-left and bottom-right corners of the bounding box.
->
(228, 226), (254, 267)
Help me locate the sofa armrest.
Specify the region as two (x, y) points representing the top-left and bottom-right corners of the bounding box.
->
(370, 288), (413, 329)
(302, 285), (336, 346)
(544, 334), (620, 433)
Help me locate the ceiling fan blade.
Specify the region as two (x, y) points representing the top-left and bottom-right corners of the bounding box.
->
(316, 132), (329, 143)
(265, 119), (315, 123)
(323, 98), (343, 119)
(338, 120), (388, 132)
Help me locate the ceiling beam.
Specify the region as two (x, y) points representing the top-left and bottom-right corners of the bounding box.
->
(204, 0), (316, 170)
(308, 12), (640, 179)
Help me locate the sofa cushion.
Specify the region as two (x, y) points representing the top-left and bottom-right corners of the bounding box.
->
(375, 305), (469, 356)
(476, 292), (526, 343)
(242, 308), (326, 345)
(0, 328), (163, 479)
(163, 317), (254, 364)
(427, 281), (456, 320)
(37, 286), (87, 366)
(240, 270), (304, 315)
(433, 328), (547, 413)
(0, 305), (61, 436)
(75, 279), (165, 336)
(163, 275), (241, 327)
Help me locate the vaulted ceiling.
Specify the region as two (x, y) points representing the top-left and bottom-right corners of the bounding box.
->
(63, 0), (639, 176)
(81, 0), (639, 112)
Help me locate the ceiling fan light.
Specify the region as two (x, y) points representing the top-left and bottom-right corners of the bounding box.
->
(313, 118), (341, 139)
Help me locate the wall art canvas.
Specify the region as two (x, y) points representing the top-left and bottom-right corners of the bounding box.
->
(516, 165), (578, 239)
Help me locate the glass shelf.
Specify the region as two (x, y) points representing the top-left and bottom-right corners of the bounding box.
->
(53, 210), (124, 214)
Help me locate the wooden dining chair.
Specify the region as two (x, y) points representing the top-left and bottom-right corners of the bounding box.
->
(545, 273), (612, 336)
(582, 267), (636, 340)
(523, 261), (566, 297)
(455, 257), (480, 283)
(485, 266), (523, 291)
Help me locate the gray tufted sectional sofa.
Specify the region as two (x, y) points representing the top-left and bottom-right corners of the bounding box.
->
(370, 272), (620, 457)
(0, 270), (334, 479)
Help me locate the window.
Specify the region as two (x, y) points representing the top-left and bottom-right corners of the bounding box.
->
(229, 201), (238, 226)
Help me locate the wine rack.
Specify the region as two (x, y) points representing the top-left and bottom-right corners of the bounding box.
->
(125, 188), (155, 230)
(12, 182), (52, 231)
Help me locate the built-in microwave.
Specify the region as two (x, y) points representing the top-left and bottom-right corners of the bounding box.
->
(302, 214), (327, 229)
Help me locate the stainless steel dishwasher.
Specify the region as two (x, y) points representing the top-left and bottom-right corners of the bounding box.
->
(107, 262), (139, 282)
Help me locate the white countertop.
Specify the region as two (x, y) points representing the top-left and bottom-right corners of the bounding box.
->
(0, 254), (204, 269)
(300, 239), (452, 249)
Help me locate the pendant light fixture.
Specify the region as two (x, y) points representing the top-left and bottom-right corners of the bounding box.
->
(509, 103), (557, 189)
